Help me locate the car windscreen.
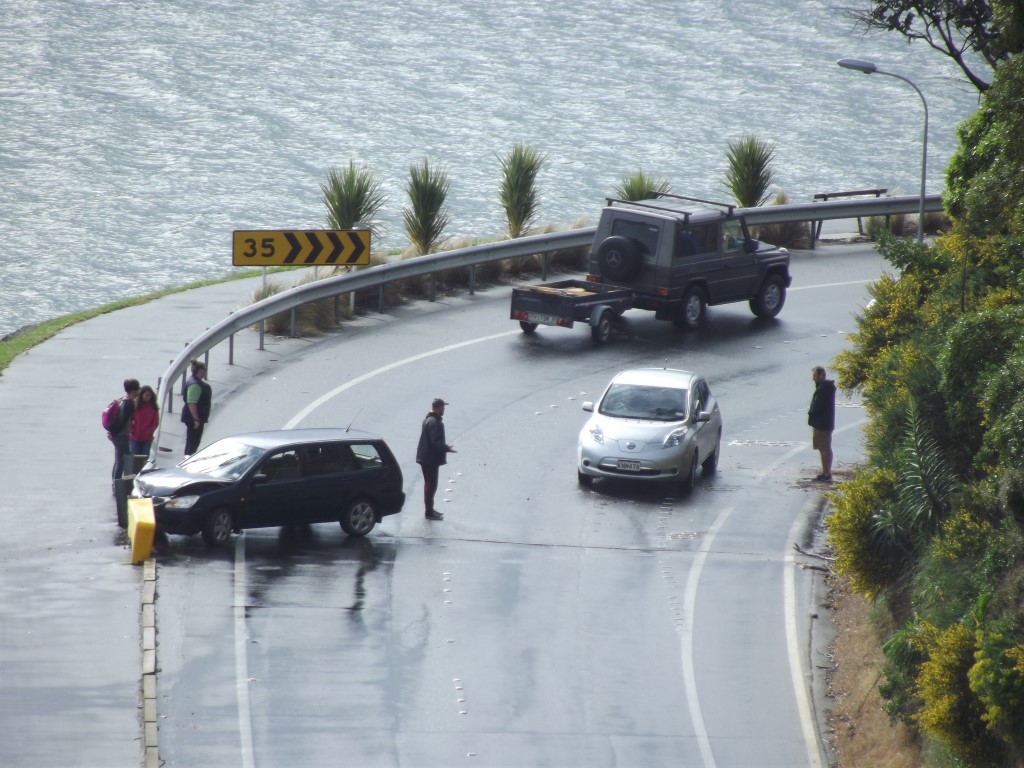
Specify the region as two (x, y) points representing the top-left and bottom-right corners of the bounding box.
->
(178, 439), (264, 480)
(599, 383), (688, 421)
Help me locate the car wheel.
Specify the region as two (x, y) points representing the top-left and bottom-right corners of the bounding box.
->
(201, 508), (233, 546)
(596, 236), (641, 281)
(674, 286), (706, 329)
(519, 320), (538, 334)
(590, 309), (614, 343)
(750, 274), (786, 319)
(578, 469), (593, 487)
(702, 431), (721, 474)
(681, 450), (699, 493)
(340, 497), (377, 537)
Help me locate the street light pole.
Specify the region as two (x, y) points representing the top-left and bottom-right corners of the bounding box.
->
(837, 57), (929, 244)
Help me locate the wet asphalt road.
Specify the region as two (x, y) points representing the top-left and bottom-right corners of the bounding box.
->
(149, 243), (882, 767)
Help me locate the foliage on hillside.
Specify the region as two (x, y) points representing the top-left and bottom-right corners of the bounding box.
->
(825, 53), (1024, 766)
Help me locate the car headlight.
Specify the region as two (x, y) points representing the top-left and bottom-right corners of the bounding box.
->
(663, 428), (688, 449)
(164, 495), (200, 510)
(589, 423), (604, 444)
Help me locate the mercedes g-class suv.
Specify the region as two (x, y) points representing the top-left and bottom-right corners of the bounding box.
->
(589, 193), (791, 329)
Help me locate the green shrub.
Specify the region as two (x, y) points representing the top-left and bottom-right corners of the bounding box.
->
(969, 626), (1024, 754)
(938, 305), (1024, 474)
(754, 191), (810, 248)
(826, 467), (905, 597)
(978, 350), (1024, 471)
(402, 158), (451, 255)
(722, 134), (775, 208)
(612, 171), (671, 201)
(915, 620), (1005, 765)
(321, 160), (388, 241)
(498, 143), (546, 239)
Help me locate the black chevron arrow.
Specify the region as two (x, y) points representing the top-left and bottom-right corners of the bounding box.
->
(284, 232), (302, 263)
(345, 231), (367, 264)
(324, 231), (344, 263)
(303, 231), (323, 264)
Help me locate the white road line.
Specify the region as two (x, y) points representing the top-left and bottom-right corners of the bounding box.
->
(231, 328), (521, 762)
(234, 535), (257, 768)
(230, 322), (855, 768)
(788, 278), (873, 291)
(681, 505), (732, 768)
(785, 514), (825, 768)
(283, 329), (521, 429)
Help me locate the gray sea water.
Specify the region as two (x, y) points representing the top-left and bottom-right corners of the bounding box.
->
(0, 0), (982, 338)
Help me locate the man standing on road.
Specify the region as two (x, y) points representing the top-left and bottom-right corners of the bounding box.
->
(181, 361), (212, 455)
(417, 397), (456, 521)
(108, 378), (140, 489)
(808, 365), (836, 482)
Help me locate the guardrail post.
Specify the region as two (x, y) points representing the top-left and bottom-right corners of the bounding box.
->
(541, 253), (549, 281)
(259, 319), (265, 351)
(469, 265), (476, 295)
(378, 284), (384, 312)
(228, 333), (234, 365)
(290, 307), (296, 338)
(430, 274), (437, 302)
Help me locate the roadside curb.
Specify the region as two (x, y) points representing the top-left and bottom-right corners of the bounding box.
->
(141, 558), (158, 768)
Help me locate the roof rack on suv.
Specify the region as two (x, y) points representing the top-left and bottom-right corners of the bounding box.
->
(649, 192), (736, 215)
(603, 193), (736, 221)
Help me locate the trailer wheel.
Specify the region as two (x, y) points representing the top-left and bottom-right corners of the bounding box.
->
(519, 320), (538, 334)
(591, 309), (614, 343)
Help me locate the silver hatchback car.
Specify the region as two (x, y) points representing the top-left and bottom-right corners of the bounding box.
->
(577, 368), (722, 491)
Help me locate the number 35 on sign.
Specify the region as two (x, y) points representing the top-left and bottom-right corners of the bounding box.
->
(232, 229), (370, 267)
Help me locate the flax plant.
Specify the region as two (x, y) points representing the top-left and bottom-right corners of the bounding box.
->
(722, 134), (775, 208)
(402, 158), (451, 256)
(498, 143), (546, 239)
(613, 171), (671, 201)
(321, 161), (388, 241)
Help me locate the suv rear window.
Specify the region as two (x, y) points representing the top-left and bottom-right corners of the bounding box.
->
(611, 220), (661, 256)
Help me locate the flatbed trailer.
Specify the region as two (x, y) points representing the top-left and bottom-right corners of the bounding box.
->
(509, 279), (633, 343)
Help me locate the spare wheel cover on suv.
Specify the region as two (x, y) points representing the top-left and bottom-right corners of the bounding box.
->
(596, 236), (642, 281)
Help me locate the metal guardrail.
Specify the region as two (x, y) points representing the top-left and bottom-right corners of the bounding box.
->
(152, 193), (942, 456)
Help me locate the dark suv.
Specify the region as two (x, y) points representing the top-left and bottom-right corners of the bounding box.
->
(589, 194), (792, 329)
(132, 428), (405, 545)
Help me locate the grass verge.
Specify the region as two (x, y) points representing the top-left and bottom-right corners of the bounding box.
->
(0, 271), (266, 377)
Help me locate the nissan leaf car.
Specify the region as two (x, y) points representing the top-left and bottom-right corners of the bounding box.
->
(577, 368), (722, 491)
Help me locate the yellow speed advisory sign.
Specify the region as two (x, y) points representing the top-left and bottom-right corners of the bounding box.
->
(232, 229), (370, 267)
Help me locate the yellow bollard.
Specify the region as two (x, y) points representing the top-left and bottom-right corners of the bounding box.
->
(127, 498), (156, 565)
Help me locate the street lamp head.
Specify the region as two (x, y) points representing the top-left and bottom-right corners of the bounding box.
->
(837, 58), (878, 74)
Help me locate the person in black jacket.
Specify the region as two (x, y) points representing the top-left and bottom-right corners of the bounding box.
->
(180, 361), (212, 455)
(416, 397), (456, 521)
(807, 365), (836, 482)
(108, 378), (141, 490)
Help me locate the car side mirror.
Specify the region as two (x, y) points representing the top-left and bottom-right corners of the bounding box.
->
(746, 239), (757, 253)
(582, 401), (594, 412)
(253, 473), (269, 484)
(696, 410), (711, 423)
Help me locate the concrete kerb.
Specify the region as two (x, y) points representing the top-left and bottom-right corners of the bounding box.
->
(141, 558), (158, 768)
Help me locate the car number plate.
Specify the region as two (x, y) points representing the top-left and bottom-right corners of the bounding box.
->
(617, 460), (642, 471)
(526, 311), (557, 325)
